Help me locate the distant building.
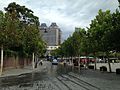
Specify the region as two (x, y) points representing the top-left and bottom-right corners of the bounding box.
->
(40, 22), (61, 56)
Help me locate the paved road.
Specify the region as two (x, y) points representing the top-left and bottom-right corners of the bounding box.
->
(0, 61), (120, 90)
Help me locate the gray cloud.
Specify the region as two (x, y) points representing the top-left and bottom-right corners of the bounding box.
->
(0, 0), (119, 40)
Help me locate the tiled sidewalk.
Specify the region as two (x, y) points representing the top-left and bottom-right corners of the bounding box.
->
(0, 61), (47, 78)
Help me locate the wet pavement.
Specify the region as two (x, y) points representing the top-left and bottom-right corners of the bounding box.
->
(0, 61), (120, 90)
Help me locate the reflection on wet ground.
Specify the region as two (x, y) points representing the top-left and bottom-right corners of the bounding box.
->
(0, 62), (73, 90)
(0, 61), (120, 90)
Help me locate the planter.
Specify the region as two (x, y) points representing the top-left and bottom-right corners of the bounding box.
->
(88, 65), (94, 69)
(100, 66), (107, 71)
(116, 68), (120, 74)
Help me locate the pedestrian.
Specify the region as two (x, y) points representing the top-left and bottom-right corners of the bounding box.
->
(40, 60), (43, 66)
(64, 60), (66, 66)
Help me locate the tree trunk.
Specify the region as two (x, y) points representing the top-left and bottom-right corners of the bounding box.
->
(71, 56), (74, 71)
(106, 52), (112, 72)
(34, 56), (37, 68)
(78, 55), (80, 65)
(94, 52), (97, 70)
(71, 56), (73, 65)
(94, 57), (97, 70)
(0, 45), (3, 75)
(78, 55), (80, 72)
(32, 52), (35, 69)
(108, 58), (112, 72)
(15, 55), (19, 68)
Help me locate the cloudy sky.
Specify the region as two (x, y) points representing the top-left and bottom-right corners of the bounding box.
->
(0, 0), (119, 40)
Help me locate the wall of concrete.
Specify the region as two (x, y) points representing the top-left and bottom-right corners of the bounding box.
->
(96, 63), (120, 72)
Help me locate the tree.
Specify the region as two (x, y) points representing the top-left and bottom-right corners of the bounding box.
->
(110, 9), (120, 52)
(0, 11), (6, 75)
(4, 2), (45, 69)
(88, 9), (113, 71)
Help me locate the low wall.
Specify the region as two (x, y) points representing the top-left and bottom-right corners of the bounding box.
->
(96, 63), (120, 72)
(1, 57), (32, 70)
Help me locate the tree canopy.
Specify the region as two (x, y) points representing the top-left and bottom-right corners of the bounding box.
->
(0, 2), (46, 57)
(55, 0), (120, 58)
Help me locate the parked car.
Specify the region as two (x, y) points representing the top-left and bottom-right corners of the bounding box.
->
(52, 59), (58, 65)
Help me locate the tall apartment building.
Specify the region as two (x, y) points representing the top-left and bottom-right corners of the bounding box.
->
(40, 22), (61, 52)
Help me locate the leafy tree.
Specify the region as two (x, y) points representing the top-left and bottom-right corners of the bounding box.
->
(88, 9), (113, 71)
(1, 2), (46, 69)
(110, 9), (120, 52)
(4, 2), (39, 26)
(88, 9), (112, 53)
(0, 11), (6, 75)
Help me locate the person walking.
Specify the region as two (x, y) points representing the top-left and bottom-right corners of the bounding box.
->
(40, 60), (43, 66)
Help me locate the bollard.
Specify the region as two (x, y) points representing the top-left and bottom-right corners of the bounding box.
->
(80, 64), (84, 67)
(116, 68), (120, 74)
(88, 65), (94, 69)
(100, 66), (107, 71)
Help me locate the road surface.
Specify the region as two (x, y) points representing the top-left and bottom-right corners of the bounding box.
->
(0, 61), (120, 90)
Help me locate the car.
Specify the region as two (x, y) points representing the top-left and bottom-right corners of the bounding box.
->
(52, 59), (58, 65)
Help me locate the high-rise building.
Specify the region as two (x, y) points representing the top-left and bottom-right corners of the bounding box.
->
(40, 22), (61, 54)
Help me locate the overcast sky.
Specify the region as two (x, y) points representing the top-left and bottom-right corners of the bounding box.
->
(0, 0), (119, 40)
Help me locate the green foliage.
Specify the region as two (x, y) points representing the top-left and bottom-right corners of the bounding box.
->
(88, 9), (112, 53)
(110, 9), (120, 52)
(55, 1), (120, 58)
(0, 2), (46, 58)
(0, 11), (6, 46)
(55, 28), (88, 57)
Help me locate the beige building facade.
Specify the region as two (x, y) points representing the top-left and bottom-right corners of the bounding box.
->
(40, 22), (61, 55)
